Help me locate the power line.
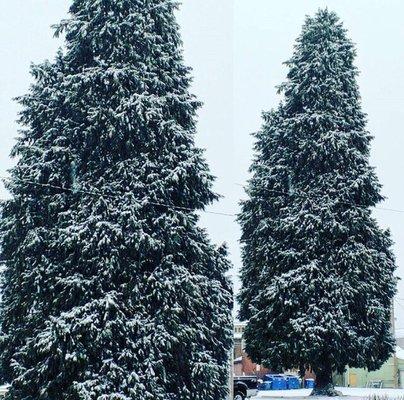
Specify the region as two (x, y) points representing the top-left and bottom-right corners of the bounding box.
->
(375, 207), (404, 214)
(0, 175), (237, 218)
(236, 182), (404, 214)
(395, 299), (404, 312)
(1, 175), (404, 218)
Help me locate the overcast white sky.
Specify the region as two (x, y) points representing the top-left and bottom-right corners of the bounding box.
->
(1, 0), (404, 330)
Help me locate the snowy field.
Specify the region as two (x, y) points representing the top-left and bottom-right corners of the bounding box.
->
(253, 387), (404, 399)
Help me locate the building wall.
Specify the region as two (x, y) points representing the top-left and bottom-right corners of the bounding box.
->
(234, 361), (243, 376)
(345, 356), (404, 388)
(234, 338), (243, 359)
(233, 321), (269, 377)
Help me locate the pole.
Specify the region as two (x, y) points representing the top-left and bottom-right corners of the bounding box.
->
(229, 321), (235, 400)
(392, 302), (399, 388)
(229, 349), (234, 400)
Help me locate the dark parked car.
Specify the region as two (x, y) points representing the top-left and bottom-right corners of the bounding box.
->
(233, 376), (259, 399)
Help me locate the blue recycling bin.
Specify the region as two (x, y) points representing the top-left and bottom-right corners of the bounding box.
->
(286, 375), (300, 389)
(261, 374), (287, 390)
(305, 379), (315, 389)
(258, 381), (273, 391)
(271, 375), (287, 390)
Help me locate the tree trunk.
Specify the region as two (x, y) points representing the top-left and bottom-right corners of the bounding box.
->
(311, 364), (341, 396)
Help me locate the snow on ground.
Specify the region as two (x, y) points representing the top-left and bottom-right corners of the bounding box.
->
(252, 388), (312, 398)
(253, 387), (404, 399)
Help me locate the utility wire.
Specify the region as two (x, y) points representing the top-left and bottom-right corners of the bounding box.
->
(394, 299), (404, 312)
(235, 182), (404, 214)
(0, 176), (237, 218)
(1, 175), (404, 218)
(375, 207), (404, 214)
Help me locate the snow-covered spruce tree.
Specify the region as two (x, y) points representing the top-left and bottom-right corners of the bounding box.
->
(0, 1), (232, 399)
(238, 9), (396, 395)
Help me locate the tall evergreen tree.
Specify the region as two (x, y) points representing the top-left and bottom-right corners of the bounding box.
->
(238, 9), (396, 394)
(0, 1), (232, 399)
